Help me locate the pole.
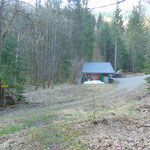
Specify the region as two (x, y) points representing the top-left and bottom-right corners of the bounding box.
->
(3, 86), (6, 107)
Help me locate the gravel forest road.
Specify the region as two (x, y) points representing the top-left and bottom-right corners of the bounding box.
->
(40, 75), (150, 109)
(50, 75), (150, 108)
(114, 75), (150, 92)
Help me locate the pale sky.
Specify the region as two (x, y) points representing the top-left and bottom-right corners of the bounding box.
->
(88, 0), (139, 10)
(23, 0), (149, 13)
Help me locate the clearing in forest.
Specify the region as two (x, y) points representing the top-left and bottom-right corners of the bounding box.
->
(0, 75), (150, 150)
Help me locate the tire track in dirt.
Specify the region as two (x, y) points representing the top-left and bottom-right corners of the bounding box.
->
(0, 75), (149, 117)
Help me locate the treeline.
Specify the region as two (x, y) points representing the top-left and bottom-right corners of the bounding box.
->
(0, 0), (95, 105)
(97, 2), (150, 72)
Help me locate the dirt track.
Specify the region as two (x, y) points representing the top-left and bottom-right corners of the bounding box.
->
(0, 75), (149, 116)
(114, 75), (150, 92)
(34, 75), (150, 109)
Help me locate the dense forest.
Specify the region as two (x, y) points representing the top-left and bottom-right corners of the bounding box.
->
(0, 0), (150, 106)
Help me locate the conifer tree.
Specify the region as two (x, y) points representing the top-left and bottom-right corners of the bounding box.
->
(97, 13), (103, 28)
(112, 4), (124, 71)
(126, 2), (148, 72)
(97, 21), (114, 64)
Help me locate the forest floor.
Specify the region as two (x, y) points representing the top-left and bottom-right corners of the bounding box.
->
(0, 75), (150, 150)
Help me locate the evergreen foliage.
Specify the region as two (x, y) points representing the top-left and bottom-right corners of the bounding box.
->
(97, 21), (114, 64)
(97, 13), (103, 28)
(126, 2), (148, 72)
(112, 4), (125, 71)
(97, 3), (149, 72)
(0, 34), (26, 106)
(0, 0), (96, 106)
(0, 0), (150, 106)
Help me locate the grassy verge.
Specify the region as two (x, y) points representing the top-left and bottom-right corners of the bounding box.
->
(0, 125), (21, 134)
(0, 98), (144, 149)
(24, 82), (118, 106)
(1, 83), (148, 149)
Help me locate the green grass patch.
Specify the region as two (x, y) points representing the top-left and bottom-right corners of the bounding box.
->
(49, 123), (88, 150)
(39, 114), (56, 122)
(22, 119), (35, 128)
(0, 125), (21, 134)
(21, 113), (57, 128)
(28, 126), (63, 149)
(63, 112), (85, 122)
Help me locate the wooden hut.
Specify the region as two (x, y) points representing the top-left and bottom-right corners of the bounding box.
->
(81, 62), (115, 82)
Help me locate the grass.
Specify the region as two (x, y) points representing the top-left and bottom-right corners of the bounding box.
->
(0, 108), (89, 148)
(50, 123), (89, 150)
(0, 97), (140, 135)
(63, 111), (86, 122)
(0, 98), (146, 149)
(38, 128), (62, 148)
(1, 82), (148, 149)
(0, 125), (21, 134)
(21, 113), (58, 128)
(28, 127), (61, 149)
(24, 82), (118, 106)
(27, 123), (88, 150)
(22, 119), (35, 128)
(0, 113), (58, 135)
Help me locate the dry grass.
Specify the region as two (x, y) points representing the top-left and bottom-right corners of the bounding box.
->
(72, 86), (150, 150)
(0, 83), (150, 149)
(24, 83), (117, 105)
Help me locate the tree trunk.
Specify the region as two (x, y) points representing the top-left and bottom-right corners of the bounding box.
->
(132, 47), (135, 72)
(35, 58), (38, 90)
(14, 31), (20, 84)
(0, 0), (4, 49)
(114, 34), (118, 72)
(47, 27), (51, 88)
(104, 43), (107, 62)
(51, 13), (57, 89)
(0, 0), (4, 100)
(51, 25), (54, 89)
(82, 2), (85, 57)
(132, 41), (136, 72)
(42, 45), (46, 89)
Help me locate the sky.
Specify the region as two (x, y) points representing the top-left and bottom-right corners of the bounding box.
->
(23, 0), (149, 13)
(88, 0), (139, 11)
(88, 0), (150, 14)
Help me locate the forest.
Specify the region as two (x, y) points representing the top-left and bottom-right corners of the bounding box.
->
(1, 0), (150, 149)
(0, 0), (150, 106)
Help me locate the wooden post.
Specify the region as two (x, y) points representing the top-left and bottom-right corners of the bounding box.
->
(0, 80), (2, 100)
(1, 83), (8, 107)
(3, 86), (6, 107)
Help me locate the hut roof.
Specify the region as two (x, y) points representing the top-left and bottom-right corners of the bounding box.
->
(82, 62), (115, 74)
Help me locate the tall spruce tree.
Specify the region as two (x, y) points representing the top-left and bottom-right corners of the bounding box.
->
(0, 33), (26, 106)
(68, 0), (95, 81)
(68, 0), (95, 60)
(126, 2), (148, 72)
(97, 21), (114, 64)
(112, 4), (124, 71)
(97, 13), (103, 28)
